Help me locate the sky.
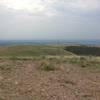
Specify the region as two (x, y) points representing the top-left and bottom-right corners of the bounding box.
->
(0, 0), (100, 40)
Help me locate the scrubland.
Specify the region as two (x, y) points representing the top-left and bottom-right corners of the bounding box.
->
(0, 45), (100, 100)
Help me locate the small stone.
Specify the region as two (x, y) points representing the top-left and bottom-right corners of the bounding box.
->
(15, 81), (18, 85)
(0, 76), (3, 80)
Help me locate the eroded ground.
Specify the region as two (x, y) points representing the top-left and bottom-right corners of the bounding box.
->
(0, 58), (100, 100)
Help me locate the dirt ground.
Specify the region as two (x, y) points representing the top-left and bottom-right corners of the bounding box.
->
(0, 59), (100, 100)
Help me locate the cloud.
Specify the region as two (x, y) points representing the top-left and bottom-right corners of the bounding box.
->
(0, 0), (100, 40)
(68, 0), (100, 11)
(0, 0), (45, 13)
(0, 0), (100, 17)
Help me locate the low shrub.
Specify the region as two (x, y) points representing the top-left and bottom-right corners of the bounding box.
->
(40, 60), (55, 71)
(9, 56), (19, 60)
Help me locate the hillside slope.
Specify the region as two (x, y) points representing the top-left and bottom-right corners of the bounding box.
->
(0, 45), (73, 57)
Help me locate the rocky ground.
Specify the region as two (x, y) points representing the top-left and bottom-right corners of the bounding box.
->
(0, 58), (100, 100)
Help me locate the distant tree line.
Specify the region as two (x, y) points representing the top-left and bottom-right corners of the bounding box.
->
(64, 45), (100, 56)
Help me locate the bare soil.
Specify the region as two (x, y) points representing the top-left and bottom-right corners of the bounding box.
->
(0, 59), (100, 100)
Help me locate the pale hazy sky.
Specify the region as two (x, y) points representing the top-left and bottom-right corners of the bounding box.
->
(0, 0), (100, 40)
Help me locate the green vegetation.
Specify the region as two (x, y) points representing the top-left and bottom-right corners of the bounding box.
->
(0, 45), (72, 57)
(0, 45), (99, 57)
(62, 56), (100, 68)
(40, 60), (55, 71)
(0, 45), (100, 69)
(65, 45), (100, 56)
(64, 80), (75, 85)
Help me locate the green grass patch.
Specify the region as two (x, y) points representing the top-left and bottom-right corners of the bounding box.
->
(0, 45), (72, 57)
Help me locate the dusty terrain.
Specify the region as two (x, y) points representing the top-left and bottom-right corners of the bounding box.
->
(0, 57), (100, 100)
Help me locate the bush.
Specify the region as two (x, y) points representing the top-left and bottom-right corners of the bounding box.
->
(0, 65), (12, 71)
(40, 60), (55, 71)
(9, 56), (19, 60)
(65, 46), (100, 56)
(80, 57), (86, 61)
